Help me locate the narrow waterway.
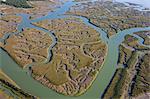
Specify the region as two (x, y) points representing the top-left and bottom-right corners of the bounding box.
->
(0, 0), (150, 99)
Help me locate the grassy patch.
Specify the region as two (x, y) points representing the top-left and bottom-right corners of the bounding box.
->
(1, 0), (31, 8)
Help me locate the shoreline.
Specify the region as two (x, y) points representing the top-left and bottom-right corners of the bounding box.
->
(0, 69), (20, 88)
(0, 0), (150, 98)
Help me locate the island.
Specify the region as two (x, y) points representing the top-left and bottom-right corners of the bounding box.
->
(102, 31), (150, 99)
(0, 0), (150, 98)
(67, 1), (150, 37)
(4, 17), (107, 96)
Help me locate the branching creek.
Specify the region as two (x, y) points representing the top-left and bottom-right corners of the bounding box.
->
(0, 0), (150, 99)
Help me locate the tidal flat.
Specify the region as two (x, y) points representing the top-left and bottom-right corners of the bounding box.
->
(67, 1), (150, 37)
(134, 31), (150, 45)
(32, 17), (107, 96)
(4, 28), (52, 68)
(102, 30), (150, 99)
(0, 0), (64, 19)
(0, 15), (21, 39)
(0, 0), (150, 98)
(0, 68), (37, 98)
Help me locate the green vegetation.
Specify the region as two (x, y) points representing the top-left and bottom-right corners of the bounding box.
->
(0, 15), (22, 42)
(4, 28), (52, 68)
(113, 68), (128, 98)
(131, 54), (150, 97)
(31, 18), (107, 96)
(123, 34), (149, 50)
(134, 31), (150, 45)
(102, 50), (141, 98)
(0, 79), (37, 98)
(102, 68), (125, 98)
(102, 33), (149, 99)
(102, 68), (129, 99)
(68, 1), (150, 37)
(118, 44), (133, 65)
(126, 51), (139, 69)
(1, 0), (31, 8)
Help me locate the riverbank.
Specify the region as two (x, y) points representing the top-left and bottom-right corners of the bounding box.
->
(102, 30), (150, 99)
(0, 0), (150, 98)
(31, 17), (107, 96)
(0, 0), (63, 19)
(67, 1), (150, 37)
(0, 69), (20, 88)
(0, 78), (38, 98)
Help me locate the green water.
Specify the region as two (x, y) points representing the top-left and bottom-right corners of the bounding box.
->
(0, 0), (150, 99)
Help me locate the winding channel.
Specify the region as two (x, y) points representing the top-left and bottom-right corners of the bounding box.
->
(0, 0), (150, 99)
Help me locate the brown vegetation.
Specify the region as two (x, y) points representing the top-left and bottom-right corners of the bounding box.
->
(4, 28), (52, 68)
(31, 17), (107, 96)
(0, 15), (21, 38)
(102, 32), (150, 98)
(67, 1), (150, 37)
